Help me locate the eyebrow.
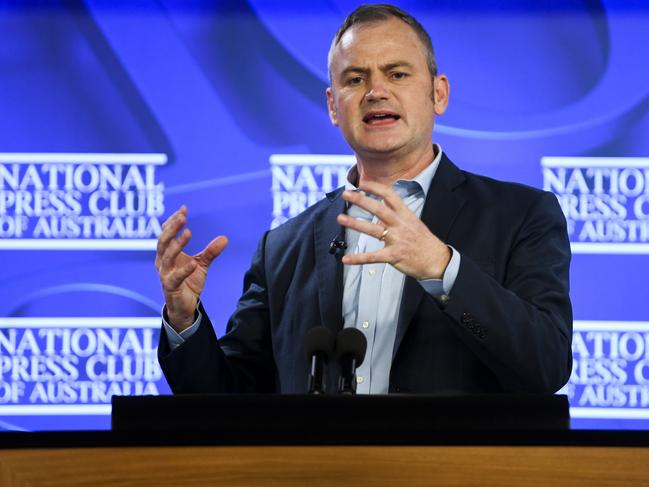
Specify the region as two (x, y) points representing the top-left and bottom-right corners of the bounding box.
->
(338, 61), (415, 79)
(383, 62), (415, 71)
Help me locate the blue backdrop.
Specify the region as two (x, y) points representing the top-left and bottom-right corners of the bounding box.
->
(1, 0), (648, 431)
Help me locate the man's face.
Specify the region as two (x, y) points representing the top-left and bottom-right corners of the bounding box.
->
(327, 18), (448, 161)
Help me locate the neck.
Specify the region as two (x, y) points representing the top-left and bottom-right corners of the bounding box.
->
(355, 144), (437, 187)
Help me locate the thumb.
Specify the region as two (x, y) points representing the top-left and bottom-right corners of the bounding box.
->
(196, 235), (229, 268)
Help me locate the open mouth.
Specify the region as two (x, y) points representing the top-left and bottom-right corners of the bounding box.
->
(363, 111), (401, 125)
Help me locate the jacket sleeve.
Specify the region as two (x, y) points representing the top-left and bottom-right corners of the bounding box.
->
(157, 232), (276, 393)
(441, 191), (573, 393)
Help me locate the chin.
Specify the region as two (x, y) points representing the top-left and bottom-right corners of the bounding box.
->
(354, 147), (405, 160)
(353, 137), (401, 153)
(359, 139), (407, 155)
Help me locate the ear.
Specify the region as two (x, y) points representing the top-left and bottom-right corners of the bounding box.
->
(432, 75), (450, 116)
(326, 87), (339, 126)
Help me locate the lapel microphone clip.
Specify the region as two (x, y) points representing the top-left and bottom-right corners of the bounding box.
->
(328, 233), (347, 260)
(329, 200), (349, 261)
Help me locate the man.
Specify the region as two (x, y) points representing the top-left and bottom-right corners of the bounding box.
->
(156, 4), (572, 395)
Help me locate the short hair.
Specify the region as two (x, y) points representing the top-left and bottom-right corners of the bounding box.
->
(327, 4), (438, 82)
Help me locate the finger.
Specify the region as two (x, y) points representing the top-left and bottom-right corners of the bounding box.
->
(356, 182), (405, 212)
(159, 227), (193, 271)
(161, 205), (187, 231)
(337, 214), (387, 241)
(196, 235), (229, 267)
(162, 259), (198, 291)
(341, 249), (390, 266)
(157, 211), (188, 255)
(342, 190), (396, 225)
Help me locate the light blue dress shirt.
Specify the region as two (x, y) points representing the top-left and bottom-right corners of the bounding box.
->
(163, 146), (461, 394)
(341, 146), (460, 394)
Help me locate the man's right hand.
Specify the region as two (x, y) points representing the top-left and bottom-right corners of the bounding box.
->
(155, 206), (228, 332)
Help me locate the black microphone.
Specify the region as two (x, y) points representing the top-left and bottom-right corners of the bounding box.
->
(328, 201), (349, 260)
(328, 231), (347, 260)
(335, 328), (367, 395)
(304, 326), (335, 394)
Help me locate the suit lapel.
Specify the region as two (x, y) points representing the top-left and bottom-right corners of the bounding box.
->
(392, 154), (467, 359)
(314, 188), (345, 335)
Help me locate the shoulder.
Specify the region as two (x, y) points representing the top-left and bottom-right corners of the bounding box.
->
(440, 154), (555, 211)
(466, 171), (547, 203)
(436, 154), (565, 236)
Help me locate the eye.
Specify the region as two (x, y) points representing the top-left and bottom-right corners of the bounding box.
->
(346, 76), (364, 86)
(391, 71), (408, 80)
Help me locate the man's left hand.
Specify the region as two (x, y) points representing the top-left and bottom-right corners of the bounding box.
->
(338, 181), (451, 280)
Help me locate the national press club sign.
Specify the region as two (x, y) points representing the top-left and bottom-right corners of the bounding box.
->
(542, 157), (649, 254)
(565, 321), (649, 419)
(269, 153), (354, 229)
(0, 317), (162, 415)
(0, 152), (166, 250)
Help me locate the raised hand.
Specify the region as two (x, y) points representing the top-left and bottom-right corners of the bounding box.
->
(337, 182), (451, 280)
(155, 206), (228, 331)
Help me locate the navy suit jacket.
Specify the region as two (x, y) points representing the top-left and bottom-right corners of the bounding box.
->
(158, 154), (573, 394)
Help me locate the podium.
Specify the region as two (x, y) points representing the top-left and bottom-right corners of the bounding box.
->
(1, 394), (649, 486)
(111, 393), (570, 443)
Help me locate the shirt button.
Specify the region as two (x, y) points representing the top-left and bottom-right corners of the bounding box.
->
(357, 376), (364, 384)
(368, 269), (376, 276)
(362, 321), (369, 329)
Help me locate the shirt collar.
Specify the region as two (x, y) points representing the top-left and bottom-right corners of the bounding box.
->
(345, 144), (443, 198)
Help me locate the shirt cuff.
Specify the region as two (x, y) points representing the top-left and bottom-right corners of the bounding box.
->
(162, 304), (203, 351)
(418, 246), (461, 302)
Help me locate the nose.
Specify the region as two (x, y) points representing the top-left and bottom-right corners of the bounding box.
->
(365, 77), (389, 101)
